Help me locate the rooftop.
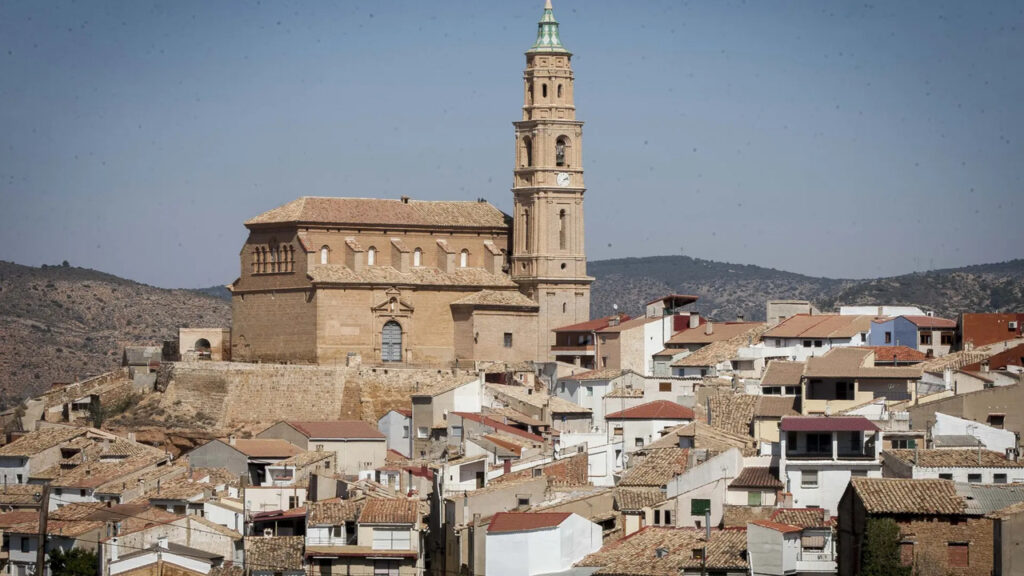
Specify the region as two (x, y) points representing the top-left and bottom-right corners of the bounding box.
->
(780, 416), (879, 433)
(578, 527), (749, 574)
(854, 346), (927, 364)
(765, 314), (874, 339)
(307, 264), (517, 289)
(488, 512), (572, 533)
(562, 367), (633, 382)
(606, 400), (694, 421)
(244, 536), (305, 571)
(667, 322), (766, 345)
(729, 467), (782, 490)
(246, 197), (509, 230)
(769, 508), (831, 528)
(759, 360), (805, 387)
(884, 449), (1024, 469)
(804, 347), (922, 379)
(486, 383), (591, 414)
(284, 421), (385, 440)
(358, 498), (420, 525)
(308, 499), (360, 525)
(851, 478), (964, 515)
(0, 426), (89, 457)
(618, 448), (689, 488)
(749, 520), (801, 534)
(224, 439), (303, 459)
(554, 314), (631, 334)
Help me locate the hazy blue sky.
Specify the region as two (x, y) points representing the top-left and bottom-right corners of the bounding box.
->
(1, 1), (1022, 289)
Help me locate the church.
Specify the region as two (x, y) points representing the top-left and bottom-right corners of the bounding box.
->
(229, 2), (593, 366)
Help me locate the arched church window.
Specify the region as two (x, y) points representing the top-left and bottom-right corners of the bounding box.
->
(367, 246), (377, 266)
(542, 83), (548, 98)
(268, 239), (278, 273)
(460, 249), (469, 268)
(562, 302), (567, 313)
(523, 209), (531, 252)
(559, 209), (567, 250)
(557, 83), (563, 98)
(523, 136), (533, 167)
(321, 246), (329, 265)
(556, 138), (566, 167)
(413, 248), (422, 267)
(526, 81), (533, 105)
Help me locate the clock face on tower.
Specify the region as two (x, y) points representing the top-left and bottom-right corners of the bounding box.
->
(557, 172), (570, 187)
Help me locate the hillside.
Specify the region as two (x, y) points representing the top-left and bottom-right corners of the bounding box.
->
(0, 261), (231, 404)
(590, 256), (1024, 320)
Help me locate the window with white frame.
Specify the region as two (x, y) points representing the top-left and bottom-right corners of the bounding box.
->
(416, 427), (428, 439)
(320, 246), (329, 265)
(801, 470), (819, 488)
(413, 248), (422, 267)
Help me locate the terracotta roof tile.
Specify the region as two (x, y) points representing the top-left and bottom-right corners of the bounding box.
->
(358, 498), (419, 524)
(705, 393), (758, 437)
(0, 426), (88, 457)
(308, 499), (361, 525)
(668, 322), (767, 345)
(902, 315), (957, 329)
(244, 536), (305, 571)
(851, 478), (965, 515)
(769, 508), (831, 528)
(450, 290), (539, 309)
(764, 314), (874, 339)
(729, 467), (782, 490)
(614, 489), (667, 511)
(619, 448), (689, 488)
(854, 346), (927, 363)
(607, 401), (694, 421)
(759, 361), (805, 387)
(804, 348), (922, 379)
(884, 449), (1024, 468)
(554, 315), (631, 333)
(750, 520), (801, 533)
(486, 384), (590, 414)
(285, 421), (385, 440)
(488, 512), (572, 533)
(563, 368), (634, 382)
(578, 527), (748, 574)
(754, 396), (800, 418)
(246, 197), (509, 230)
(308, 265), (517, 288)
(226, 439), (303, 458)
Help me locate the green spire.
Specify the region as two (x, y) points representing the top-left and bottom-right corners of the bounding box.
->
(528, 0), (568, 54)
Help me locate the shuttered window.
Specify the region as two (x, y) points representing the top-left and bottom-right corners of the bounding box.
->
(372, 528), (411, 550)
(748, 491), (762, 506)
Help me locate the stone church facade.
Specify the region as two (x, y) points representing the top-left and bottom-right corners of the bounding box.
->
(229, 2), (592, 366)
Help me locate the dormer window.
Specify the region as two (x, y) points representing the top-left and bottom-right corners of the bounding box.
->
(413, 248), (422, 267)
(320, 246), (330, 265)
(460, 249), (469, 268)
(367, 246), (377, 266)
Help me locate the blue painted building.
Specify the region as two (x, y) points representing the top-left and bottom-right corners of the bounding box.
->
(869, 317), (918, 348)
(869, 315), (957, 355)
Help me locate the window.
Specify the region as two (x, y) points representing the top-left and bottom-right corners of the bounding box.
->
(748, 491), (762, 506)
(939, 473), (953, 480)
(402, 425), (409, 439)
(331, 525), (342, 539)
(787, 431), (798, 449)
(968, 473), (982, 483)
(585, 386), (593, 397)
(451, 426), (463, 438)
(635, 437), (644, 448)
(556, 139), (566, 167)
(947, 543), (969, 568)
(613, 426), (623, 436)
(921, 333), (932, 345)
(941, 332), (953, 345)
(900, 542), (914, 566)
(413, 248), (422, 267)
(988, 414), (1005, 429)
(691, 499), (711, 516)
(523, 138), (533, 168)
(659, 382), (672, 392)
(601, 356), (608, 368)
(994, 473), (1007, 484)
(517, 497), (530, 507)
(557, 83), (563, 98)
(814, 340), (823, 348)
(289, 496), (299, 509)
(885, 331), (892, 344)
(417, 427), (428, 439)
(803, 340), (812, 348)
(373, 560), (400, 576)
(562, 302), (567, 313)
(891, 438), (917, 449)
(372, 529), (411, 550)
(664, 510), (672, 525)
(542, 83), (548, 98)
(801, 470), (819, 488)
(691, 548), (704, 561)
(558, 208), (567, 249)
(460, 249), (469, 268)
(80, 489), (86, 497)
(320, 559), (332, 576)
(654, 510), (661, 524)
(20, 537), (29, 553)
(503, 333), (513, 348)
(806, 433), (831, 453)
(320, 246), (329, 265)
(367, 246), (376, 266)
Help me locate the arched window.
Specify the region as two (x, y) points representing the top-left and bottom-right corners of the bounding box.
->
(413, 248), (422, 267)
(252, 249), (259, 274)
(268, 241), (278, 273)
(556, 138), (566, 167)
(522, 136), (533, 167)
(542, 83), (548, 98)
(526, 81), (533, 105)
(559, 209), (567, 250)
(367, 246), (377, 266)
(557, 83), (563, 98)
(562, 302), (567, 313)
(460, 249), (469, 268)
(320, 246), (329, 265)
(523, 209), (531, 252)
(258, 247), (267, 274)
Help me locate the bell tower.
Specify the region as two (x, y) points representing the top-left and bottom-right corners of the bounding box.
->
(512, 0), (593, 360)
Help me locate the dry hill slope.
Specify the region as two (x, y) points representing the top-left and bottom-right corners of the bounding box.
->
(0, 261), (230, 403)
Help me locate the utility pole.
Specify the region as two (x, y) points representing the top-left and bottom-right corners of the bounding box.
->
(35, 482), (51, 576)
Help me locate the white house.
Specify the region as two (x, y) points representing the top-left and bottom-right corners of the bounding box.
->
(760, 315), (873, 362)
(109, 539), (223, 576)
(555, 368), (644, 431)
(779, 416), (883, 515)
(606, 400), (695, 455)
(931, 412), (1017, 453)
(378, 409), (413, 458)
(484, 512), (602, 576)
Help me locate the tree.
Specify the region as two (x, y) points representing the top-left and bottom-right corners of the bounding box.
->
(48, 547), (98, 576)
(861, 517), (911, 576)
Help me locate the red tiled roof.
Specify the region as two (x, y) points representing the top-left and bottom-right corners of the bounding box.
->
(769, 508), (831, 528)
(729, 467), (783, 489)
(553, 314), (631, 333)
(394, 409), (412, 418)
(902, 315), (957, 329)
(750, 520), (801, 534)
(452, 412), (544, 442)
(358, 499), (419, 524)
(607, 400), (695, 421)
(488, 512), (571, 533)
(855, 346), (927, 363)
(286, 421), (385, 440)
(228, 439), (303, 458)
(780, 416), (879, 432)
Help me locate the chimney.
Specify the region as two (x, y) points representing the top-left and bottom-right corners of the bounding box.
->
(228, 434), (237, 446)
(705, 322), (714, 336)
(689, 313), (700, 330)
(400, 196), (410, 204)
(736, 314), (744, 322)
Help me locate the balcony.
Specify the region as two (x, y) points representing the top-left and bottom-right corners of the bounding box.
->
(551, 345), (595, 355)
(797, 549), (837, 572)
